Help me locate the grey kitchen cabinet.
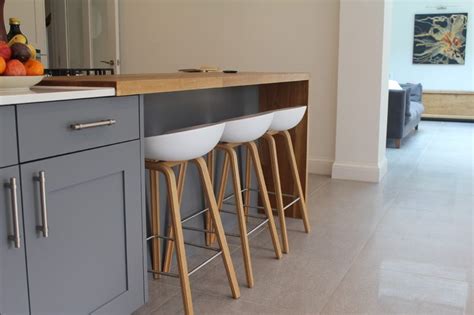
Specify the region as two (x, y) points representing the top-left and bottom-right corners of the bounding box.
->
(20, 141), (144, 315)
(0, 106), (19, 168)
(17, 96), (140, 163)
(0, 166), (30, 315)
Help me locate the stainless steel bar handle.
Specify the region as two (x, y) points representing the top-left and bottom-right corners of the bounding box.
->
(70, 119), (116, 131)
(7, 177), (21, 248)
(36, 171), (49, 238)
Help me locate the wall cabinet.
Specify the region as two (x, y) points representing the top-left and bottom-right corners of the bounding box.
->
(0, 97), (144, 315)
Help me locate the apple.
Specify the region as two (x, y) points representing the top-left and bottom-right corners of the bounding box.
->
(4, 59), (26, 76)
(0, 41), (12, 61)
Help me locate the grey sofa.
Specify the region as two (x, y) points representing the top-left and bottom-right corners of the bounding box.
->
(387, 83), (425, 148)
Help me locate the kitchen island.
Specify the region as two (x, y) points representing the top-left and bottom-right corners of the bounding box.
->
(1, 72), (309, 314)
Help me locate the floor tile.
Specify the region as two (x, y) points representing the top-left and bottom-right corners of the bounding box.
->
(135, 121), (474, 315)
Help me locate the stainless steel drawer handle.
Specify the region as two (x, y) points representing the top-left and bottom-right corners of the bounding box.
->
(70, 119), (116, 131)
(36, 171), (49, 238)
(6, 177), (21, 248)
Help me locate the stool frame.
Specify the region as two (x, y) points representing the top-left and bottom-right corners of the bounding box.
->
(146, 157), (240, 315)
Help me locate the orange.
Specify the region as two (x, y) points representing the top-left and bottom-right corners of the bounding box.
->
(24, 59), (44, 76)
(0, 56), (5, 75)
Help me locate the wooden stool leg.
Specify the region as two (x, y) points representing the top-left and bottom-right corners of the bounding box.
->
(163, 162), (187, 273)
(263, 134), (289, 254)
(210, 153), (230, 245)
(160, 165), (193, 315)
(246, 142), (283, 259)
(225, 146), (255, 288)
(244, 146), (252, 221)
(194, 157), (241, 299)
(149, 170), (161, 279)
(281, 130), (310, 233)
(205, 151), (215, 246)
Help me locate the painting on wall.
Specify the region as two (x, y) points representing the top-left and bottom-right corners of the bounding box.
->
(413, 13), (468, 65)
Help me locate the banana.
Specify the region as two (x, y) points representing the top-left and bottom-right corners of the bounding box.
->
(8, 34), (27, 46)
(27, 44), (36, 59)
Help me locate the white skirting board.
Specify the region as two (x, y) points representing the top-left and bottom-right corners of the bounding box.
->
(331, 158), (388, 183)
(308, 157), (334, 176)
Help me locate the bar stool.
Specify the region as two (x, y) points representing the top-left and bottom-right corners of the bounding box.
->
(213, 112), (283, 288)
(262, 106), (311, 254)
(145, 123), (240, 315)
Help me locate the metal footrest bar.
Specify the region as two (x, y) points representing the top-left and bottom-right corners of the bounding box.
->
(147, 234), (220, 252)
(188, 251), (223, 276)
(247, 187), (297, 199)
(219, 208), (268, 220)
(223, 196), (300, 212)
(181, 207), (210, 224)
(181, 226), (215, 235)
(148, 270), (180, 278)
(247, 218), (270, 236)
(224, 217), (269, 238)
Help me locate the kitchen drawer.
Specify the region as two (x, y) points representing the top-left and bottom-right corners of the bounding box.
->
(0, 106), (18, 168)
(17, 96), (140, 162)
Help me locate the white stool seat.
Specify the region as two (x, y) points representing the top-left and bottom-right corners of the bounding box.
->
(145, 123), (225, 161)
(220, 112), (274, 143)
(269, 106), (307, 132)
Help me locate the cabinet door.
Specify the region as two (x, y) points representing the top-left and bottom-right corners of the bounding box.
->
(0, 166), (30, 315)
(21, 141), (144, 315)
(0, 106), (18, 168)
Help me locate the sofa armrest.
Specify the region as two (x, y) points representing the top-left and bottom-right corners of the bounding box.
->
(387, 90), (407, 139)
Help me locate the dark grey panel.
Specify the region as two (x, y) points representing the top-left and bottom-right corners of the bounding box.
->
(0, 106), (18, 168)
(143, 86), (259, 136)
(0, 166), (29, 315)
(21, 141), (144, 315)
(17, 96), (140, 162)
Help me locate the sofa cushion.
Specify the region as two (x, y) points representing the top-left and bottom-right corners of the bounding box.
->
(402, 86), (412, 119)
(401, 83), (423, 102)
(409, 101), (424, 119)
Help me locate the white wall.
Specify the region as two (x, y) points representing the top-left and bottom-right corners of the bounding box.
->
(332, 0), (391, 182)
(119, 0), (341, 175)
(390, 0), (474, 91)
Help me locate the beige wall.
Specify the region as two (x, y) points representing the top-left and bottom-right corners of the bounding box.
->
(119, 0), (341, 175)
(4, 0), (48, 66)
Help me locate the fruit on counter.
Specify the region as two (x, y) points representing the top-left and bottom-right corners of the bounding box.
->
(0, 56), (6, 75)
(24, 59), (43, 76)
(0, 41), (11, 60)
(10, 43), (30, 62)
(8, 34), (27, 45)
(27, 44), (36, 59)
(4, 59), (26, 76)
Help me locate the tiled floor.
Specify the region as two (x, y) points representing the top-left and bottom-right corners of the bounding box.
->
(135, 121), (473, 314)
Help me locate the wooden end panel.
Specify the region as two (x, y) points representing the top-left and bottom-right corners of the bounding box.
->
(259, 81), (309, 219)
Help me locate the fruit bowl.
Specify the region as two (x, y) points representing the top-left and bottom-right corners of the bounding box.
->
(0, 75), (44, 92)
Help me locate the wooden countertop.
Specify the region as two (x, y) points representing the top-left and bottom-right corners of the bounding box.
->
(39, 72), (310, 96)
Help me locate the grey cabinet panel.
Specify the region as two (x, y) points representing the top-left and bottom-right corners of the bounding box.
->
(0, 166), (29, 315)
(17, 96), (140, 162)
(0, 106), (18, 168)
(21, 141), (144, 315)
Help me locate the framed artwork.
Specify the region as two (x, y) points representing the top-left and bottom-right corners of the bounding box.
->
(413, 13), (468, 65)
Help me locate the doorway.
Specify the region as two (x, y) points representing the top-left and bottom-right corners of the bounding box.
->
(45, 0), (120, 73)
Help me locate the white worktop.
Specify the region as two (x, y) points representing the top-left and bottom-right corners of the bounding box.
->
(0, 86), (116, 106)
